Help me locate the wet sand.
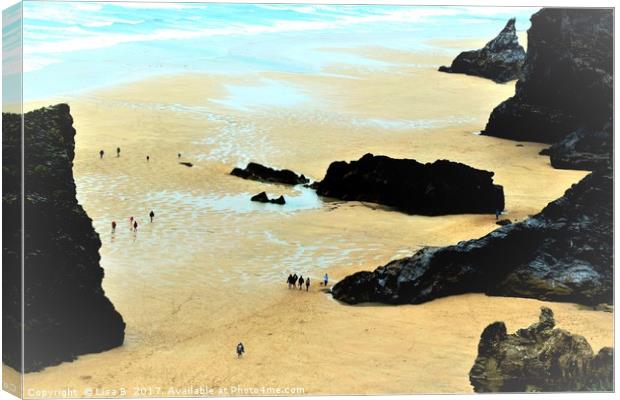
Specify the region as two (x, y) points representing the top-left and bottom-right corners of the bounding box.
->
(9, 46), (612, 396)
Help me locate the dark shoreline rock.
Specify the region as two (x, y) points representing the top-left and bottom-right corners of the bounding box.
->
(179, 162), (193, 167)
(315, 153), (504, 216)
(2, 104), (126, 372)
(250, 191), (286, 205)
(438, 18), (525, 83)
(470, 307), (613, 392)
(482, 9), (613, 170)
(331, 170), (612, 306)
(231, 162), (309, 185)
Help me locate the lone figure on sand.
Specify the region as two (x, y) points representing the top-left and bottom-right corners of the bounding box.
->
(146, 155), (150, 162)
(178, 153), (182, 158)
(324, 273), (329, 287)
(116, 147), (121, 157)
(99, 150), (104, 159)
(111, 221), (117, 233)
(133, 221), (138, 232)
(236, 342), (245, 358)
(149, 210), (155, 222)
(298, 276), (304, 290)
(305, 277), (310, 291)
(495, 209), (501, 220)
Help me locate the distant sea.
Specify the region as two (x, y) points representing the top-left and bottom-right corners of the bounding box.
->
(4, 2), (539, 102)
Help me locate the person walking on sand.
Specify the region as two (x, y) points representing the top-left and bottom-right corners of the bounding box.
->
(146, 155), (150, 162)
(116, 147), (121, 157)
(292, 273), (298, 288)
(178, 153), (182, 158)
(495, 209), (501, 220)
(236, 342), (245, 358)
(133, 220), (138, 232)
(99, 150), (104, 159)
(324, 273), (329, 287)
(149, 210), (155, 223)
(111, 221), (117, 233)
(305, 277), (310, 291)
(298, 276), (304, 290)
(287, 274), (293, 289)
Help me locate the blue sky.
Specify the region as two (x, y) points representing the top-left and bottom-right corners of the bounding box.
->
(6, 2), (540, 100)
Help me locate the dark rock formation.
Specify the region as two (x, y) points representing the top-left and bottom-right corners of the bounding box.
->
(547, 122), (613, 171)
(332, 170), (612, 306)
(2, 104), (125, 372)
(179, 162), (193, 167)
(470, 307), (613, 392)
(250, 191), (286, 205)
(438, 18), (526, 83)
(496, 219), (512, 226)
(315, 153), (504, 216)
(482, 9), (613, 170)
(231, 162), (309, 185)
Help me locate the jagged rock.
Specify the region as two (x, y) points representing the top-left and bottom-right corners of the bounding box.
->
(179, 162), (193, 167)
(331, 170), (612, 306)
(438, 18), (526, 83)
(2, 104), (126, 372)
(547, 123), (612, 170)
(496, 219), (512, 226)
(469, 307), (613, 392)
(231, 162), (309, 185)
(250, 191), (286, 205)
(315, 153), (504, 216)
(482, 9), (613, 170)
(593, 304), (613, 313)
(251, 192), (269, 202)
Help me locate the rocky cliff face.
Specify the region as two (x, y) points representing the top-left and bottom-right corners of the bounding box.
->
(316, 153), (504, 216)
(2, 104), (125, 372)
(470, 307), (613, 392)
(482, 9), (613, 170)
(331, 170), (612, 306)
(438, 18), (526, 83)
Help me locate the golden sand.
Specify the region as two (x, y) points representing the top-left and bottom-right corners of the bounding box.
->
(8, 47), (611, 397)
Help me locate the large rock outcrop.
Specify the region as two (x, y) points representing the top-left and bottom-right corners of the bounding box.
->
(470, 307), (613, 392)
(331, 170), (612, 306)
(315, 153), (504, 216)
(482, 9), (613, 170)
(438, 18), (526, 83)
(231, 162), (309, 185)
(2, 104), (125, 372)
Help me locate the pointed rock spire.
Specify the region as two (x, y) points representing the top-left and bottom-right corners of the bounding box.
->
(438, 18), (526, 83)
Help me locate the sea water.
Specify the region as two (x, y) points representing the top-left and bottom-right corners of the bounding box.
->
(13, 2), (539, 102)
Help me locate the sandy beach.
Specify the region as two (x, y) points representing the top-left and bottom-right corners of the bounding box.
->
(8, 45), (612, 396)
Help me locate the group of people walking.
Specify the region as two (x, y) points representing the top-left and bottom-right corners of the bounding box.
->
(98, 147), (151, 162)
(286, 273), (329, 291)
(287, 274), (310, 291)
(111, 210), (155, 234)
